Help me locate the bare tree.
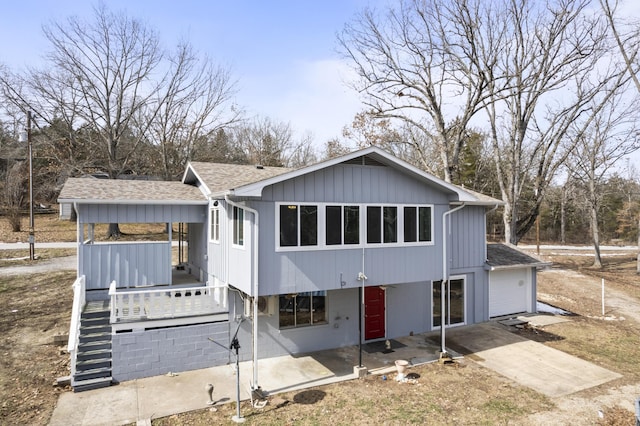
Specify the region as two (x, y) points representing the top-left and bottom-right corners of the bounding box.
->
(231, 117), (316, 168)
(321, 138), (352, 160)
(1, 5), (238, 237)
(144, 43), (240, 180)
(3, 162), (26, 232)
(568, 91), (640, 267)
(338, 0), (495, 183)
(600, 0), (640, 273)
(481, 0), (617, 244)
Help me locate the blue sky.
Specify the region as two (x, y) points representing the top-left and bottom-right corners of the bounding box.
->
(1, 1), (377, 147)
(2, 0), (640, 170)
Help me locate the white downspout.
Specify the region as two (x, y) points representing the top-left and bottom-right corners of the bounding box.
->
(440, 203), (466, 356)
(225, 195), (260, 391)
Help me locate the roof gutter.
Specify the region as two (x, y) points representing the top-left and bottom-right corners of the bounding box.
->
(224, 194), (261, 393)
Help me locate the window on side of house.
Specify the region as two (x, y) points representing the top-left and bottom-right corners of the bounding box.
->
(279, 291), (327, 328)
(403, 206), (432, 243)
(325, 205), (342, 245)
(279, 204), (318, 248)
(233, 206), (244, 246)
(210, 208), (220, 242)
(343, 206), (360, 244)
(368, 206), (398, 244)
(325, 205), (359, 246)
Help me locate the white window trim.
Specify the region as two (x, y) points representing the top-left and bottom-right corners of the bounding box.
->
(210, 207), (220, 243)
(401, 204), (435, 246)
(278, 291), (329, 330)
(232, 206), (245, 248)
(431, 274), (467, 331)
(275, 202), (435, 252)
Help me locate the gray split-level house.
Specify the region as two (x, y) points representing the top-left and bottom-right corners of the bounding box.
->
(58, 146), (547, 392)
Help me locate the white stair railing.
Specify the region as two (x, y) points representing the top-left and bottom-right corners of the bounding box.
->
(67, 275), (86, 384)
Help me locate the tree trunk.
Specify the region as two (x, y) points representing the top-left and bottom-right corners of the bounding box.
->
(560, 186), (566, 244)
(637, 215), (639, 275)
(107, 223), (121, 239)
(590, 201), (602, 269)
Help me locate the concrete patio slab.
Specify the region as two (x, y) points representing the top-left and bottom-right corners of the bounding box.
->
(49, 320), (622, 425)
(446, 322), (622, 397)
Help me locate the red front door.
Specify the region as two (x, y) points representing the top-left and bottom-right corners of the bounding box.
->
(364, 286), (385, 340)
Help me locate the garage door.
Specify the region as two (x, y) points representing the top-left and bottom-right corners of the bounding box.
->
(489, 269), (531, 317)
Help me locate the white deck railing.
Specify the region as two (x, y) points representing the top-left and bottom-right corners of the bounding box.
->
(67, 275), (86, 384)
(108, 281), (228, 323)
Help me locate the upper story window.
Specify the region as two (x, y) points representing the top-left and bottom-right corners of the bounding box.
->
(404, 206), (432, 243)
(210, 208), (220, 242)
(367, 206), (397, 244)
(279, 204), (318, 247)
(233, 206), (244, 246)
(326, 205), (359, 245)
(276, 203), (433, 250)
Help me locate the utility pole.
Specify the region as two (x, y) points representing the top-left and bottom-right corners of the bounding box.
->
(19, 111), (35, 260)
(27, 111), (35, 260)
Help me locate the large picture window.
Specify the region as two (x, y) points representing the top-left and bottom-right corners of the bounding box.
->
(279, 204), (318, 247)
(233, 206), (244, 246)
(404, 206), (432, 243)
(277, 203), (432, 249)
(279, 291), (327, 328)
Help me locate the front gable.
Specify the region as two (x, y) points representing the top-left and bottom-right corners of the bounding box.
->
(260, 160), (452, 205)
(224, 147), (496, 206)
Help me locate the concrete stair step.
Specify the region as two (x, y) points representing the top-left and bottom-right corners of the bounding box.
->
(80, 315), (110, 326)
(80, 324), (112, 335)
(74, 365), (112, 382)
(77, 357), (111, 371)
(77, 348), (112, 362)
(78, 339), (112, 352)
(73, 376), (112, 392)
(79, 333), (111, 344)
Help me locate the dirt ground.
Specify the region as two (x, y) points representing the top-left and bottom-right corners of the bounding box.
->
(0, 271), (75, 425)
(1, 221), (639, 424)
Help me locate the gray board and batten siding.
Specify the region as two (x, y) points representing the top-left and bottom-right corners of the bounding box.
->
(76, 203), (206, 224)
(222, 163), (491, 296)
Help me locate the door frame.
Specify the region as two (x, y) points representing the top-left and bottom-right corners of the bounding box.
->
(364, 285), (386, 341)
(431, 274), (467, 330)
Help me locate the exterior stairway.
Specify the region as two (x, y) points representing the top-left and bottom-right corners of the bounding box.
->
(73, 301), (112, 392)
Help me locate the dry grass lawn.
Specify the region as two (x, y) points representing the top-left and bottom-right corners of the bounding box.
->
(0, 215), (638, 425)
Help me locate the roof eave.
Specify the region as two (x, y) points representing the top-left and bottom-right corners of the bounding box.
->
(57, 198), (208, 206)
(487, 262), (552, 271)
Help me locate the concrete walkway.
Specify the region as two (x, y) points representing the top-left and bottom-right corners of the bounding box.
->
(48, 318), (623, 425)
(49, 334), (443, 425)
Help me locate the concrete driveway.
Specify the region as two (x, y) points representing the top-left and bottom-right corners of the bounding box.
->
(48, 317), (622, 425)
(445, 321), (622, 397)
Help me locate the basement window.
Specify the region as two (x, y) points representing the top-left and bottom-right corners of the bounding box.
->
(279, 291), (327, 328)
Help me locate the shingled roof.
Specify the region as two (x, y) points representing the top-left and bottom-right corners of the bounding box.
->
(184, 162), (293, 195)
(486, 243), (551, 270)
(58, 177), (207, 205)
